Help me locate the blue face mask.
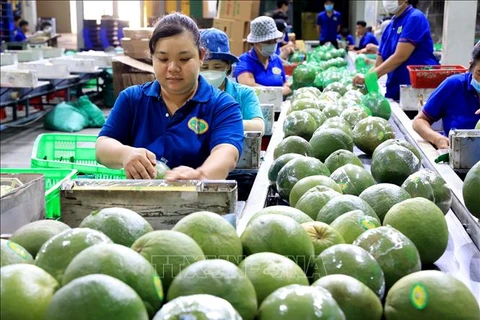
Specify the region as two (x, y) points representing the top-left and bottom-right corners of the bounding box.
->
(325, 4), (334, 11)
(472, 77), (480, 93)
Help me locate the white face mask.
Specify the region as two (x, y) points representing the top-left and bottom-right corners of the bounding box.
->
(260, 43), (277, 57)
(383, 0), (402, 14)
(200, 70), (227, 88)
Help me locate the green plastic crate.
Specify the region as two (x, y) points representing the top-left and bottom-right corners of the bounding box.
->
(31, 134), (126, 179)
(0, 168), (78, 219)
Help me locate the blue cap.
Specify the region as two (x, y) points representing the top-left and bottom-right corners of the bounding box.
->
(200, 28), (239, 63)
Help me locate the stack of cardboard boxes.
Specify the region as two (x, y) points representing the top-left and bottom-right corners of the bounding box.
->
(213, 0), (260, 56)
(120, 28), (154, 60)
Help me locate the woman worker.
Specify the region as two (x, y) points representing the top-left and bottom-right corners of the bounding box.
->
(96, 13), (244, 180)
(200, 28), (265, 134)
(234, 16), (291, 96)
(353, 0), (438, 101)
(413, 42), (480, 149)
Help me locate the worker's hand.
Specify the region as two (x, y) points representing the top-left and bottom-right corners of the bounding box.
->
(122, 147), (156, 179)
(282, 83), (292, 96)
(475, 109), (480, 115)
(279, 44), (295, 60)
(433, 135), (450, 150)
(352, 74), (365, 86)
(365, 43), (378, 54)
(165, 166), (206, 181)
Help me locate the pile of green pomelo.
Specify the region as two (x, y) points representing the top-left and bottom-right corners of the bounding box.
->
(2, 44), (480, 320)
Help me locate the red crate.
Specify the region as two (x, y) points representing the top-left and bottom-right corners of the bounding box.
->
(284, 63), (299, 76)
(407, 65), (467, 88)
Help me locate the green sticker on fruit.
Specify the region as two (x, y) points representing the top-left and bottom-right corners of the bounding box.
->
(359, 217), (378, 230)
(410, 283), (428, 310)
(7, 241), (29, 259)
(153, 274), (164, 302)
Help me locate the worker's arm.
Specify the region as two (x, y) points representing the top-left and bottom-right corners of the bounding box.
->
(96, 136), (156, 179)
(375, 54), (384, 68)
(165, 144), (239, 181)
(238, 72), (261, 87)
(373, 42), (415, 78)
(412, 112), (449, 149)
(243, 118), (265, 135)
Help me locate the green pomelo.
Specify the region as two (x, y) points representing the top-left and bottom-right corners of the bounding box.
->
(167, 259), (257, 320)
(45, 274), (148, 320)
(293, 64), (316, 87)
(330, 210), (380, 243)
(324, 149), (363, 174)
(320, 91), (342, 102)
(383, 198), (448, 264)
(476, 119), (480, 129)
(131, 230), (205, 293)
(323, 104), (347, 119)
(292, 92), (317, 102)
(317, 195), (379, 224)
(239, 252), (309, 305)
(353, 117), (396, 155)
(289, 175), (343, 207)
(273, 136), (313, 160)
(309, 128), (353, 162)
(289, 98), (322, 113)
(268, 153), (304, 183)
(63, 243), (163, 317)
(35, 228), (112, 283)
(318, 117), (353, 137)
(373, 139), (421, 162)
(241, 215), (314, 271)
(303, 108), (327, 128)
(249, 206), (314, 225)
(353, 226), (421, 289)
(79, 207), (153, 247)
(312, 274), (383, 320)
(343, 90), (364, 103)
(384, 270), (480, 320)
(340, 107), (369, 128)
(1, 264), (59, 320)
(311, 244), (385, 298)
(361, 92), (391, 120)
(330, 164), (376, 196)
(9, 220), (71, 257)
(295, 186), (342, 219)
(153, 294), (242, 320)
(359, 183), (411, 222)
(155, 161), (170, 179)
(276, 157), (330, 200)
(323, 82), (348, 96)
(302, 221), (345, 256)
(337, 98), (358, 109)
(463, 161), (480, 219)
(401, 170), (452, 214)
(258, 285), (345, 320)
(371, 145), (421, 186)
(283, 111), (318, 140)
(172, 211), (243, 265)
(1, 239), (34, 267)
(294, 86), (322, 98)
(316, 100), (336, 111)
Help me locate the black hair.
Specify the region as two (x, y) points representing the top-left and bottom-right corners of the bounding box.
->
(14, 14), (21, 22)
(471, 42), (480, 71)
(276, 0), (288, 8)
(366, 26), (373, 33)
(19, 20), (28, 28)
(149, 12), (200, 55)
(340, 27), (349, 37)
(356, 20), (367, 28)
(408, 0), (419, 8)
(325, 0), (334, 4)
(275, 19), (287, 33)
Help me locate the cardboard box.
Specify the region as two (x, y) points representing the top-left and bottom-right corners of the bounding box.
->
(217, 0), (260, 21)
(302, 12), (320, 41)
(123, 27), (153, 40)
(229, 39), (249, 57)
(254, 87), (283, 112)
(121, 38), (150, 60)
(213, 18), (250, 39)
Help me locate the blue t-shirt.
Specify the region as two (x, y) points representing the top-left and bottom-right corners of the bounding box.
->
(224, 78), (263, 120)
(337, 34), (355, 45)
(234, 48), (286, 87)
(98, 77), (244, 169)
(316, 11), (342, 42)
(359, 32), (379, 49)
(422, 73), (480, 136)
(378, 5), (439, 101)
(13, 27), (27, 42)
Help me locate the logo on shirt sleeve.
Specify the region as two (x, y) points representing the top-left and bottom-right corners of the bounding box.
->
(272, 67), (282, 75)
(188, 117), (209, 135)
(397, 26), (403, 34)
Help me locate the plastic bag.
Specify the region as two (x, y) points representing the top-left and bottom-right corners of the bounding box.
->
(44, 103), (88, 132)
(76, 95), (106, 127)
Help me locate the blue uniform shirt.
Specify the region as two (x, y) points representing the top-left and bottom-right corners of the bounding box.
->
(422, 73), (480, 136)
(98, 77), (244, 169)
(234, 48), (286, 87)
(13, 27), (27, 42)
(358, 32), (379, 49)
(316, 11), (342, 42)
(337, 34), (355, 46)
(224, 78), (263, 120)
(378, 5), (438, 101)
